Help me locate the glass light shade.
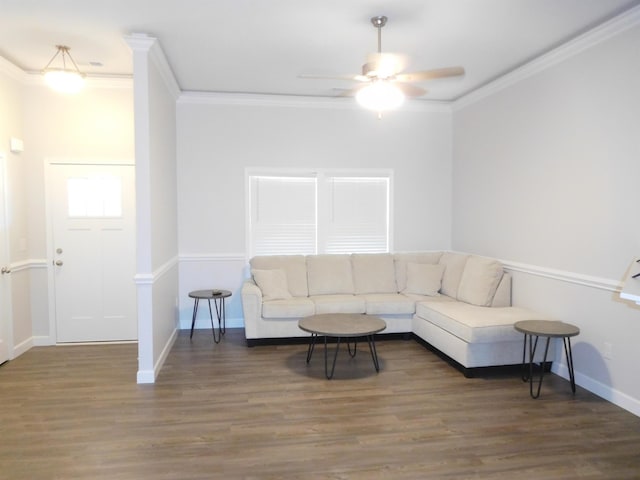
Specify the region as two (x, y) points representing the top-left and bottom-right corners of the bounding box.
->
(44, 68), (85, 94)
(356, 81), (405, 112)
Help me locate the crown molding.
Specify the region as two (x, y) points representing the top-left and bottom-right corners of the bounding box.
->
(1, 54), (132, 89)
(177, 90), (452, 113)
(125, 33), (181, 100)
(0, 56), (26, 82)
(453, 4), (640, 111)
(22, 73), (132, 89)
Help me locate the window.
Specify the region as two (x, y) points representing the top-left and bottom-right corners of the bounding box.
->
(247, 169), (391, 257)
(67, 175), (123, 217)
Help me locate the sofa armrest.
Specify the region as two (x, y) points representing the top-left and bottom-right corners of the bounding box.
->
(241, 279), (263, 338)
(491, 272), (512, 307)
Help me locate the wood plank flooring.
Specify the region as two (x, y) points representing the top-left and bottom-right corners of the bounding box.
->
(1, 329), (639, 479)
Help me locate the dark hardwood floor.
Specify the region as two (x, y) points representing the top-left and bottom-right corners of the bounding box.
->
(1, 328), (639, 479)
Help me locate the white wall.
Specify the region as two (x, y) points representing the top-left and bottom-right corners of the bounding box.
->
(176, 97), (453, 328)
(452, 22), (640, 414)
(0, 57), (135, 356)
(23, 81), (134, 342)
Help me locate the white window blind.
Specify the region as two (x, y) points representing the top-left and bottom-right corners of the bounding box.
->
(322, 176), (389, 254)
(249, 175), (316, 256)
(247, 170), (391, 257)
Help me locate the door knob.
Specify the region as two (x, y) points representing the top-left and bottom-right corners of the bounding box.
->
(1, 266), (10, 274)
(54, 260), (63, 266)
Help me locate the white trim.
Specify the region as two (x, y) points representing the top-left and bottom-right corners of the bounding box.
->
(553, 362), (640, 417)
(137, 326), (178, 384)
(45, 157), (135, 166)
(23, 73), (133, 90)
(124, 33), (180, 100)
(2, 259), (47, 273)
(0, 152), (12, 364)
(134, 255), (179, 284)
(453, 4), (640, 111)
(178, 90), (452, 113)
(179, 253), (246, 263)
(0, 56), (26, 82)
(501, 259), (622, 293)
(11, 336), (33, 359)
(1, 54), (132, 89)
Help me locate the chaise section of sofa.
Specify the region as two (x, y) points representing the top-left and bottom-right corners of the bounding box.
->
(241, 251), (554, 373)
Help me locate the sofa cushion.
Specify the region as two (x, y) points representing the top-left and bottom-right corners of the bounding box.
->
(250, 255), (308, 297)
(251, 269), (292, 301)
(352, 254), (397, 294)
(394, 252), (443, 292)
(403, 263), (445, 296)
(310, 295), (365, 314)
(457, 256), (504, 307)
(438, 252), (469, 298)
(262, 298), (315, 319)
(306, 255), (354, 296)
(363, 294), (416, 315)
(415, 302), (554, 344)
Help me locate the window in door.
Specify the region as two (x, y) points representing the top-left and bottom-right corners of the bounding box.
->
(67, 175), (123, 217)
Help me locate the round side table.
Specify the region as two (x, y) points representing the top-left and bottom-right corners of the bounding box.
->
(514, 320), (580, 399)
(188, 289), (232, 343)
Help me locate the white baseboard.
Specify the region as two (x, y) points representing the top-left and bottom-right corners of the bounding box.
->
(11, 337), (34, 359)
(137, 327), (178, 384)
(179, 316), (244, 331)
(553, 362), (640, 417)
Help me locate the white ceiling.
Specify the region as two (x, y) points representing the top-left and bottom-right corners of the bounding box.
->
(1, 0), (638, 101)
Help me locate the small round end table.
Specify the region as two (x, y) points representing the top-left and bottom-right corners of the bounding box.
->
(298, 313), (387, 379)
(188, 289), (232, 343)
(514, 320), (580, 399)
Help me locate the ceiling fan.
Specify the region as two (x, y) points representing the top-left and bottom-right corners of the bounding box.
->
(300, 16), (465, 115)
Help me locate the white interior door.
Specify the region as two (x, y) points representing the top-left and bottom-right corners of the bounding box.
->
(0, 153), (10, 363)
(50, 163), (137, 343)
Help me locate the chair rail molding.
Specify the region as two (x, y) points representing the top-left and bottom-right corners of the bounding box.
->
(500, 259), (623, 293)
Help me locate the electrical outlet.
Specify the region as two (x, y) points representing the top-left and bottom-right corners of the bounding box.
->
(603, 342), (613, 360)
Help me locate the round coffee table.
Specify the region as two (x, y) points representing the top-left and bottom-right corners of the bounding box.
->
(514, 320), (580, 398)
(188, 289), (232, 343)
(298, 313), (386, 379)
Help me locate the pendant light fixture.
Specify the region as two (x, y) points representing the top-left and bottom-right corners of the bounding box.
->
(42, 45), (85, 94)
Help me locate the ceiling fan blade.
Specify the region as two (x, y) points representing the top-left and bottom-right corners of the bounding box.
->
(298, 73), (364, 82)
(365, 52), (408, 78)
(396, 66), (465, 82)
(394, 82), (427, 97)
(335, 84), (368, 97)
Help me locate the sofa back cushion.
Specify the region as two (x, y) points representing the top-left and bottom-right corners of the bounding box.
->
(439, 252), (469, 298)
(251, 269), (292, 301)
(457, 255), (504, 306)
(393, 252), (443, 292)
(306, 254), (354, 296)
(352, 254), (397, 294)
(250, 255), (309, 297)
(403, 263), (445, 296)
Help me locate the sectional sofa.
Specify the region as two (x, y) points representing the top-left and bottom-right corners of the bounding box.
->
(241, 252), (553, 375)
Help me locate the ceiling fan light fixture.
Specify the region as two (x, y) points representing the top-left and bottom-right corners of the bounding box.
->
(356, 81), (405, 113)
(42, 45), (86, 94)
